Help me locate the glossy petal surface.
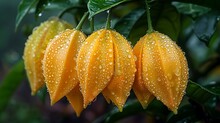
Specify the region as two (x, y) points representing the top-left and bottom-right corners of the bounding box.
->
(43, 29), (86, 104)
(23, 18), (71, 95)
(66, 84), (83, 117)
(77, 29), (114, 108)
(133, 39), (154, 109)
(135, 32), (188, 113)
(102, 30), (136, 111)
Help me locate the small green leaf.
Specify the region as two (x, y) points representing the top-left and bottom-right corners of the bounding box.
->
(186, 80), (220, 104)
(0, 60), (25, 114)
(15, 0), (39, 30)
(88, 0), (129, 18)
(114, 8), (145, 38)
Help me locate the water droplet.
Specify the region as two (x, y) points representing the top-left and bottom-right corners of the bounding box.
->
(38, 13), (42, 17)
(128, 55), (131, 58)
(157, 78), (161, 81)
(175, 68), (180, 76)
(167, 73), (172, 80)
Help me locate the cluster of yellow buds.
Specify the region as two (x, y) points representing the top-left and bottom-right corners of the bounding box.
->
(23, 16), (188, 116)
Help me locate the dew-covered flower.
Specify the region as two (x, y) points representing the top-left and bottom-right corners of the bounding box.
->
(133, 32), (188, 113)
(77, 29), (136, 111)
(23, 18), (72, 95)
(42, 29), (86, 116)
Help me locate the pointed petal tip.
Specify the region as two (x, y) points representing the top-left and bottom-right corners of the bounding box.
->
(83, 99), (90, 109)
(118, 106), (123, 112)
(31, 91), (36, 96)
(50, 96), (60, 106)
(172, 108), (178, 114)
(76, 112), (81, 117)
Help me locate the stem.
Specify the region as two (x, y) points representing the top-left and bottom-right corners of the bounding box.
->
(145, 0), (154, 33)
(76, 12), (89, 30)
(105, 9), (111, 29)
(90, 17), (94, 32)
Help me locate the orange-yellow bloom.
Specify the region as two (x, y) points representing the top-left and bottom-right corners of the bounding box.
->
(42, 29), (86, 111)
(23, 18), (71, 95)
(133, 39), (154, 109)
(77, 29), (136, 111)
(133, 32), (188, 113)
(66, 85), (83, 117)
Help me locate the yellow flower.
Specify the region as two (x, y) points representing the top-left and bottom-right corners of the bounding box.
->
(23, 18), (72, 95)
(66, 85), (83, 117)
(133, 38), (154, 109)
(133, 32), (188, 113)
(77, 29), (136, 111)
(42, 29), (86, 116)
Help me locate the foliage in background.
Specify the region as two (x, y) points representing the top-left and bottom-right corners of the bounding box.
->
(1, 0), (220, 122)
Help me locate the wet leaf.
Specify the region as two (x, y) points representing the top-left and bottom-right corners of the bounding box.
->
(15, 0), (39, 30)
(154, 4), (181, 41)
(166, 104), (198, 123)
(194, 11), (220, 45)
(170, 0), (220, 10)
(0, 60), (25, 114)
(35, 0), (49, 18)
(186, 80), (220, 104)
(93, 99), (167, 123)
(172, 2), (210, 18)
(88, 0), (129, 18)
(114, 8), (145, 38)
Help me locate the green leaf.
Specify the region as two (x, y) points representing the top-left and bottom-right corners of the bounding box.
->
(15, 0), (39, 30)
(127, 3), (181, 44)
(166, 104), (198, 123)
(172, 2), (210, 18)
(0, 60), (25, 114)
(167, 81), (220, 122)
(186, 80), (220, 104)
(35, 0), (49, 18)
(194, 11), (220, 45)
(154, 4), (181, 41)
(93, 99), (168, 123)
(114, 8), (145, 38)
(36, 0), (81, 18)
(88, 0), (129, 18)
(44, 0), (72, 10)
(169, 0), (220, 10)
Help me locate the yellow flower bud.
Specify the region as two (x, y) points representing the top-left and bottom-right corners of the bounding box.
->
(133, 39), (154, 109)
(66, 84), (83, 117)
(23, 18), (72, 95)
(77, 29), (136, 111)
(42, 29), (86, 105)
(133, 32), (188, 113)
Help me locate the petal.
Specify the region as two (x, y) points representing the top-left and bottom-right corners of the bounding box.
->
(133, 37), (154, 109)
(77, 29), (114, 108)
(43, 29), (86, 105)
(141, 32), (188, 113)
(102, 30), (136, 111)
(23, 18), (71, 95)
(66, 84), (84, 117)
